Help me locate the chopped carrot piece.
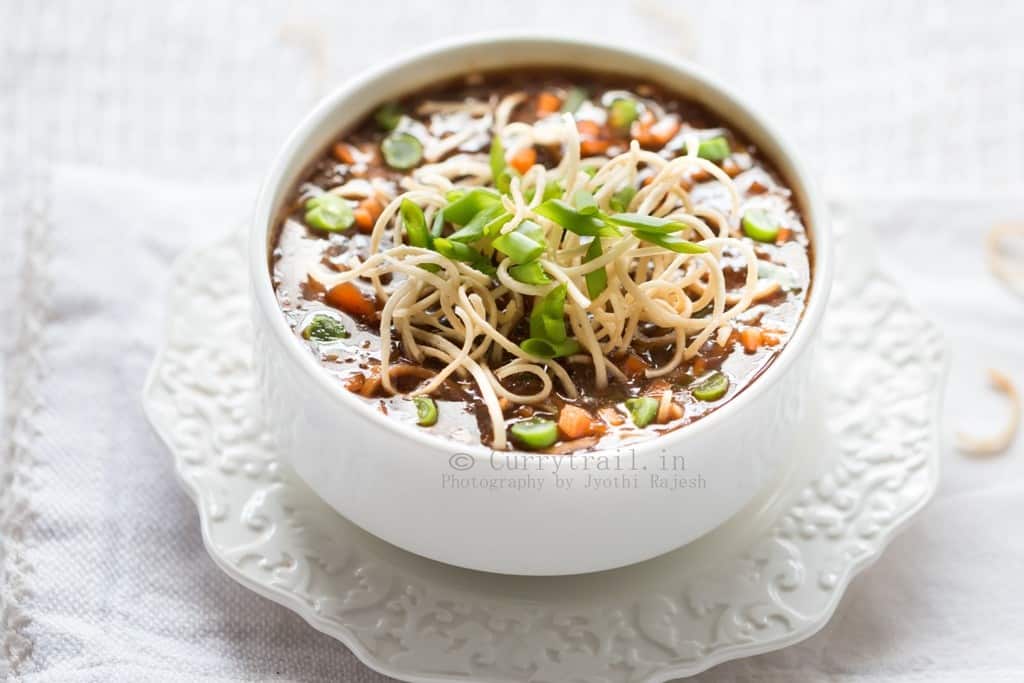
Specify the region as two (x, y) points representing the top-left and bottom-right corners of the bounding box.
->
(536, 92), (561, 116)
(509, 146), (537, 175)
(326, 282), (376, 319)
(775, 227), (792, 244)
(498, 397), (512, 412)
(633, 114), (680, 148)
(740, 327), (763, 353)
(580, 138), (611, 156)
(642, 175), (655, 187)
(621, 353), (649, 378)
(353, 197), (383, 233)
(692, 357), (707, 376)
(332, 143), (357, 165)
(649, 117), (681, 146)
(353, 208), (373, 231)
(558, 405), (602, 440)
(689, 168), (712, 183)
(762, 332), (781, 346)
(576, 120), (611, 157)
(668, 402), (684, 420)
(345, 373), (365, 393)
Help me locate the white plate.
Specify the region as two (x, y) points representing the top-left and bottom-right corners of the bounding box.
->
(143, 221), (944, 682)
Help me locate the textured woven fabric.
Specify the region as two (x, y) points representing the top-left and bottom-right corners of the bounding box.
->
(2, 1), (1023, 681)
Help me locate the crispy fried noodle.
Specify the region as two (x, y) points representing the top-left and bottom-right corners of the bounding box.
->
(311, 99), (758, 448)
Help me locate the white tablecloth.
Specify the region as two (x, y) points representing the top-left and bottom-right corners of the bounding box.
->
(2, 2), (1023, 681)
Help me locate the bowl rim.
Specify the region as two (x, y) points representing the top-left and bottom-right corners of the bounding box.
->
(249, 31), (834, 460)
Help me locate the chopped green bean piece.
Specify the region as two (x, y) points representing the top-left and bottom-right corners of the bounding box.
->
(381, 132), (423, 170)
(625, 397), (659, 428)
(610, 185), (637, 212)
(742, 209), (780, 243)
(696, 136), (731, 161)
(510, 417), (559, 450)
(584, 238), (607, 298)
(561, 87), (588, 114)
(691, 371), (730, 401)
(302, 314), (349, 342)
(509, 260), (552, 285)
(609, 98), (639, 132)
(374, 102), (404, 131)
(304, 194), (354, 232)
(413, 397), (438, 426)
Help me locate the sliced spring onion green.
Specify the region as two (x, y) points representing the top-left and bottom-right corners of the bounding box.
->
(625, 397), (659, 428)
(413, 397), (438, 426)
(400, 199), (430, 248)
(742, 209), (780, 243)
(582, 165), (599, 177)
(572, 188), (599, 215)
(448, 204), (505, 243)
(515, 220), (545, 244)
(633, 231), (708, 254)
(584, 238), (607, 298)
(374, 102), (404, 131)
(522, 283), (581, 357)
(381, 132), (423, 170)
(561, 87), (588, 114)
(529, 283), (569, 343)
(520, 337), (582, 359)
(443, 188), (501, 225)
(430, 208), (446, 237)
(610, 185), (637, 213)
(304, 194), (354, 232)
(302, 314), (349, 342)
(524, 181), (565, 204)
(535, 199), (619, 237)
(510, 417), (559, 450)
(509, 260), (551, 285)
(607, 212), (687, 234)
(493, 229), (545, 265)
(609, 97), (639, 132)
(696, 136), (731, 161)
(432, 238), (495, 275)
(489, 133), (506, 184)
(691, 371), (730, 401)
(495, 168), (516, 194)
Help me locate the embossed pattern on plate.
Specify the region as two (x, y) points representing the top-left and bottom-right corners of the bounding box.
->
(143, 229), (943, 683)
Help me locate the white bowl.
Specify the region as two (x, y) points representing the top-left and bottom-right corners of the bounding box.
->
(249, 33), (833, 576)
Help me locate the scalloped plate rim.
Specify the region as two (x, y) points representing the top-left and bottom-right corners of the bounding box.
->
(141, 238), (946, 683)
